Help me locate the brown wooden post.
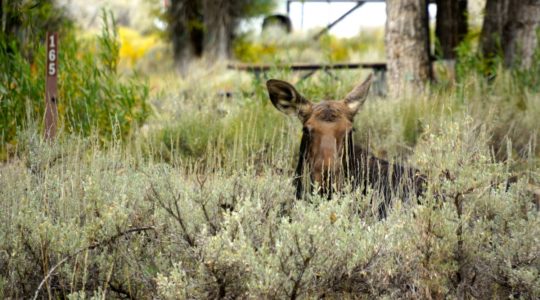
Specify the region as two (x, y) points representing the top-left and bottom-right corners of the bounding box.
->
(44, 32), (58, 140)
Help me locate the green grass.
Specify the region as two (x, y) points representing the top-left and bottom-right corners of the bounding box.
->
(0, 12), (150, 160)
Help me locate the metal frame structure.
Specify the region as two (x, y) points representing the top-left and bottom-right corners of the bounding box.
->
(229, 0), (437, 93)
(286, 0), (435, 39)
(286, 0), (387, 16)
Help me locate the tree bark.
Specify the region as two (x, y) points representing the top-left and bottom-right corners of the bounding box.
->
(202, 0), (236, 62)
(435, 0), (468, 59)
(1, 0), (23, 43)
(385, 0), (431, 97)
(480, 0), (509, 60)
(503, 0), (540, 69)
(168, 0), (203, 75)
(481, 0), (540, 69)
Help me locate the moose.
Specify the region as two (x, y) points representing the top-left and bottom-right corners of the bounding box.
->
(266, 74), (426, 217)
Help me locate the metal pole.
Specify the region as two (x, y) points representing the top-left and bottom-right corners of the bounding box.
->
(312, 1), (364, 40)
(287, 0), (291, 15)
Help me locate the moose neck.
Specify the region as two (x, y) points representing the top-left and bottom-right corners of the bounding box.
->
(293, 131), (310, 199)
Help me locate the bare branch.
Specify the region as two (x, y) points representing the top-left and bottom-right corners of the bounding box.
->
(32, 226), (155, 300)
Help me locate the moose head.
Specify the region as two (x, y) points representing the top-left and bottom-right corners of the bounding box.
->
(267, 74), (373, 198)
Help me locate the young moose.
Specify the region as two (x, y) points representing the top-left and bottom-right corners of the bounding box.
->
(266, 75), (425, 217)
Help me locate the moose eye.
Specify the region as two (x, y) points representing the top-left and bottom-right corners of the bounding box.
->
(302, 127), (311, 135)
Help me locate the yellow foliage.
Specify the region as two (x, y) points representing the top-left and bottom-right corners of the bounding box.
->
(118, 26), (159, 66)
(320, 35), (350, 62)
(329, 212), (337, 224)
(233, 39), (277, 63)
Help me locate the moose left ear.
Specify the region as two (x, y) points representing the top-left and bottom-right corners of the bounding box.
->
(266, 79), (312, 119)
(344, 74), (373, 114)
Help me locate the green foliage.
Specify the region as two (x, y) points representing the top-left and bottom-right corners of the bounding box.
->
(59, 13), (150, 142)
(456, 26), (540, 94)
(143, 96), (290, 169)
(0, 0), (71, 54)
(149, 112), (223, 162)
(240, 0), (275, 17)
(0, 11), (150, 160)
(98, 11), (120, 72)
(233, 28), (385, 63)
(319, 35), (350, 62)
(513, 28), (540, 93)
(0, 40), (44, 154)
(233, 34), (277, 63)
(455, 28), (498, 80)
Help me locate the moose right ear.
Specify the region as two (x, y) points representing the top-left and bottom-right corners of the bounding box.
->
(266, 79), (312, 118)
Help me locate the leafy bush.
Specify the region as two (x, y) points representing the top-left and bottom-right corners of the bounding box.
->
(0, 114), (537, 298)
(0, 0), (71, 54)
(0, 11), (150, 160)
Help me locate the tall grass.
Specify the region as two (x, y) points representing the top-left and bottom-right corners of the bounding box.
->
(0, 11), (150, 160)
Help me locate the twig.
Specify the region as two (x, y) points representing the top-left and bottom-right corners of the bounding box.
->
(32, 226), (155, 300)
(149, 184), (195, 247)
(200, 201), (218, 234)
(290, 234), (316, 300)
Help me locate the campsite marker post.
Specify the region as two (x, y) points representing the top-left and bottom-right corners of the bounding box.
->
(44, 32), (58, 140)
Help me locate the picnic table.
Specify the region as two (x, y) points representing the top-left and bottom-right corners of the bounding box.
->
(227, 62), (387, 95)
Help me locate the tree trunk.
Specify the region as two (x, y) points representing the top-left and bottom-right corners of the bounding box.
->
(503, 0), (540, 68)
(385, 0), (431, 97)
(202, 0), (236, 62)
(1, 0), (23, 42)
(480, 0), (509, 60)
(481, 0), (540, 69)
(168, 0), (203, 75)
(435, 0), (468, 59)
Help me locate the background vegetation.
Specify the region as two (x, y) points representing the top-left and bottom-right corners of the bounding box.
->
(0, 9), (149, 160)
(0, 1), (539, 299)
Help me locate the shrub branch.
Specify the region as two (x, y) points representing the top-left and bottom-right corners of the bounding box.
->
(32, 226), (155, 300)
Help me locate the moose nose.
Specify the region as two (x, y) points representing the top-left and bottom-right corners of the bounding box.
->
(320, 135), (338, 168)
(311, 135), (340, 197)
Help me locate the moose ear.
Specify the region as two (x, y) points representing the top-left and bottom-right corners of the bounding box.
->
(267, 79), (312, 118)
(344, 74), (373, 114)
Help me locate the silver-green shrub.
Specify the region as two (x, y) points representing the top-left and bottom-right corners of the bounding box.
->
(1, 70), (539, 298)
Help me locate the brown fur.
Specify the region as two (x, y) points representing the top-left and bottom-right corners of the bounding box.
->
(312, 102), (352, 122)
(299, 102), (425, 217)
(267, 75), (425, 217)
